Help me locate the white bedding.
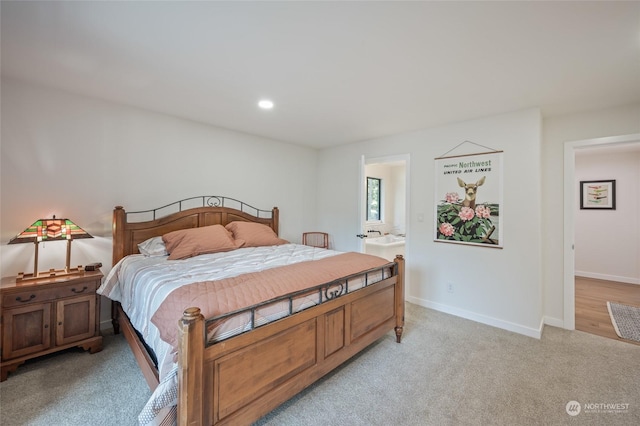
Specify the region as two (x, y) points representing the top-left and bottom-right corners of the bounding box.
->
(98, 243), (344, 425)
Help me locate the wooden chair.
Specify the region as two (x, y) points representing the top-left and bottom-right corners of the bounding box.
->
(302, 232), (329, 249)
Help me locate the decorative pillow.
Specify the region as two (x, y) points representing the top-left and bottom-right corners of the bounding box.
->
(162, 225), (244, 260)
(225, 221), (289, 247)
(137, 236), (168, 257)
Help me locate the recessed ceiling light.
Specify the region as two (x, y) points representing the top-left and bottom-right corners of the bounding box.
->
(258, 99), (274, 110)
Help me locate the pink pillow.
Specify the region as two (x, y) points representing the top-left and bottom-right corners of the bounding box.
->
(225, 221), (288, 247)
(162, 225), (244, 260)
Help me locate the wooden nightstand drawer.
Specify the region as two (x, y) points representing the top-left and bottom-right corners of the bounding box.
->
(2, 280), (99, 308)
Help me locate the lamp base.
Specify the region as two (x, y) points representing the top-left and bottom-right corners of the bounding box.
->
(16, 266), (84, 283)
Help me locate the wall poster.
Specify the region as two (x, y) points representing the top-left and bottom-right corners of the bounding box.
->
(434, 150), (503, 248)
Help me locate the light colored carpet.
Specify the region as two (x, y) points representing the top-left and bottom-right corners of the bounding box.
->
(0, 331), (151, 426)
(256, 303), (640, 426)
(1, 303), (639, 425)
(607, 302), (640, 343)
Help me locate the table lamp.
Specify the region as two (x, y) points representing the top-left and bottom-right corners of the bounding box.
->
(8, 216), (93, 282)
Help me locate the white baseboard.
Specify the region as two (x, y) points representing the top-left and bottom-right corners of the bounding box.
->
(575, 271), (639, 285)
(543, 316), (564, 328)
(407, 295), (543, 339)
(100, 319), (114, 332)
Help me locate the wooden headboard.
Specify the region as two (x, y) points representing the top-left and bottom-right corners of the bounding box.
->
(112, 196), (279, 265)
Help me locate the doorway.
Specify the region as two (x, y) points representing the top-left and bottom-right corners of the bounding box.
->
(359, 154), (410, 269)
(563, 133), (640, 330)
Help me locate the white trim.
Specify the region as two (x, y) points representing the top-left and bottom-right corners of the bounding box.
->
(563, 133), (640, 330)
(575, 271), (639, 285)
(407, 296), (543, 339)
(358, 155), (366, 253)
(563, 142), (575, 330)
(365, 154), (411, 165)
(543, 316), (564, 328)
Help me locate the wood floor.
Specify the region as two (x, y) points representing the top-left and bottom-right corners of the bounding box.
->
(575, 276), (640, 346)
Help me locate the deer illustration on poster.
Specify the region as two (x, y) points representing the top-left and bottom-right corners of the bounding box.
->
(457, 176), (486, 209)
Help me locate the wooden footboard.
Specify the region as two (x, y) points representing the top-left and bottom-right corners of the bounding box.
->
(178, 255), (404, 425)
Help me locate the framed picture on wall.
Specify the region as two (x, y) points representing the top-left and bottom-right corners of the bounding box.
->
(580, 180), (616, 210)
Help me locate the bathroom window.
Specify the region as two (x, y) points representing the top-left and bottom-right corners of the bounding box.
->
(366, 177), (381, 221)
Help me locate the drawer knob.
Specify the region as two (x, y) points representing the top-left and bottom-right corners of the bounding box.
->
(16, 294), (36, 302)
(71, 286), (88, 294)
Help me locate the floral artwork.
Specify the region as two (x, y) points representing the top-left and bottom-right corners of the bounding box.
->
(434, 151), (503, 248)
(436, 192), (498, 244)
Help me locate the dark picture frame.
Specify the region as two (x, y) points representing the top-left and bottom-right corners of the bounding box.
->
(580, 180), (616, 210)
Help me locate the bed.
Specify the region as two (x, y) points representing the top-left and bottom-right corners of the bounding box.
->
(101, 196), (405, 425)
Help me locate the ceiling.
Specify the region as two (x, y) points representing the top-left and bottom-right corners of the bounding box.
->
(2, 1), (639, 149)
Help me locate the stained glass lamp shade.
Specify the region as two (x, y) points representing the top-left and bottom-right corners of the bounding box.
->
(8, 216), (93, 281)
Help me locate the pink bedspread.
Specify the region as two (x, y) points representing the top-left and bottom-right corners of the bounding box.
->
(151, 252), (390, 351)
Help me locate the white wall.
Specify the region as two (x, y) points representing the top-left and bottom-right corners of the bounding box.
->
(318, 108), (543, 337)
(0, 78), (319, 323)
(541, 103), (640, 325)
(575, 150), (640, 284)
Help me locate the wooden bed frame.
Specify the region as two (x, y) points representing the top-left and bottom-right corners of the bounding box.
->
(110, 196), (405, 425)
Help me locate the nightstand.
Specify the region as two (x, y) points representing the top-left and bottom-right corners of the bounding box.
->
(1, 270), (103, 381)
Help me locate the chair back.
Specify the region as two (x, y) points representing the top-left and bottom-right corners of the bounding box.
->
(302, 232), (329, 249)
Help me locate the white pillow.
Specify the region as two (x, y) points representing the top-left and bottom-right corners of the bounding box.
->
(137, 236), (168, 257)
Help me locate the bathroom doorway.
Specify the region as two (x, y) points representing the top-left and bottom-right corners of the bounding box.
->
(359, 154), (410, 262)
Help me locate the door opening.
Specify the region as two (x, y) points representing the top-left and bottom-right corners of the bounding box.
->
(359, 154), (410, 264)
(563, 133), (640, 330)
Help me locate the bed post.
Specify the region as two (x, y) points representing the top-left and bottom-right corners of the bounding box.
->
(394, 255), (405, 343)
(272, 206), (279, 235)
(111, 206), (126, 335)
(178, 308), (204, 426)
(113, 206), (126, 266)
